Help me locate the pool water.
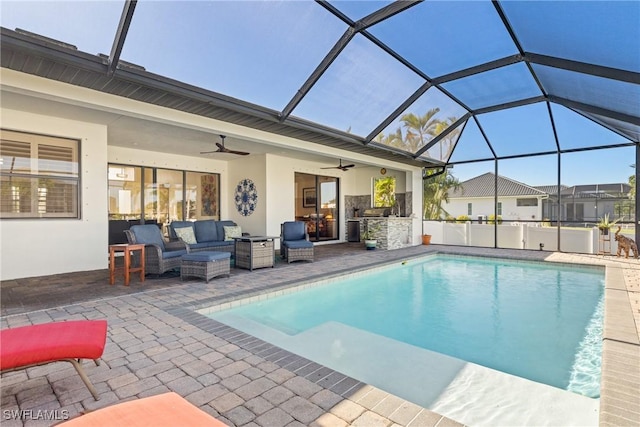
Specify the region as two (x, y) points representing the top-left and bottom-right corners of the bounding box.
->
(208, 255), (604, 398)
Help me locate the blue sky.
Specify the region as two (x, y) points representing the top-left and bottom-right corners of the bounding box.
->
(1, 1), (636, 187)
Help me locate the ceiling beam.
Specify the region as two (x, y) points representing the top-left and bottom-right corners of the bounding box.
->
(548, 95), (640, 126)
(432, 54), (522, 84)
(365, 81), (432, 143)
(414, 113), (471, 158)
(279, 27), (355, 122)
(107, 0), (136, 76)
(357, 0), (421, 30)
(524, 52), (640, 84)
(474, 95), (546, 115)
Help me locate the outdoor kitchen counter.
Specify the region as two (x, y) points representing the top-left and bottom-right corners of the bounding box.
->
(350, 217), (413, 250)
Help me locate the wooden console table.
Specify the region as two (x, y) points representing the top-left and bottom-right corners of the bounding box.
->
(233, 236), (278, 271)
(109, 244), (145, 286)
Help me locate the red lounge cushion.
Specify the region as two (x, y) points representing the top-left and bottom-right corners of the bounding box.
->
(59, 392), (226, 427)
(0, 320), (107, 370)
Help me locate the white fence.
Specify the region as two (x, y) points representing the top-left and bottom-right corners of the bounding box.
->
(422, 222), (630, 255)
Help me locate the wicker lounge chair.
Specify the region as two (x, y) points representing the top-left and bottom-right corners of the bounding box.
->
(125, 224), (188, 275)
(281, 221), (314, 263)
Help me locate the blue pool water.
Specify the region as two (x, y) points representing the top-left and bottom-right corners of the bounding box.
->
(209, 255), (604, 398)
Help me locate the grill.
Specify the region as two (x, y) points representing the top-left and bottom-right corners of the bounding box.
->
(363, 208), (390, 217)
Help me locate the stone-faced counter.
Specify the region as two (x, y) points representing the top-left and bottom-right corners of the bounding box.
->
(350, 217), (413, 250)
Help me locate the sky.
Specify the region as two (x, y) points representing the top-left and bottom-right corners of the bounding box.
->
(1, 0), (637, 187)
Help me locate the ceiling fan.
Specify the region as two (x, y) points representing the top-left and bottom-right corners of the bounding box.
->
(200, 135), (250, 156)
(321, 159), (355, 171)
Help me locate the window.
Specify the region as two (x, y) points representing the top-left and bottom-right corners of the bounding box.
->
(516, 198), (538, 207)
(1, 129), (79, 218)
(373, 176), (396, 207)
(467, 203), (472, 215)
(497, 202), (502, 215)
(108, 163), (220, 224)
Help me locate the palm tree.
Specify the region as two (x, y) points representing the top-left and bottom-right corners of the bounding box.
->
(374, 127), (404, 149)
(431, 116), (461, 162)
(400, 108), (440, 152)
(423, 169), (461, 220)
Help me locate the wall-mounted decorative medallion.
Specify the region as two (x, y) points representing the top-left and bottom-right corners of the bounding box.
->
(235, 179), (257, 216)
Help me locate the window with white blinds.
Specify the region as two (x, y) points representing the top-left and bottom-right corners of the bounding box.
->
(0, 130), (79, 218)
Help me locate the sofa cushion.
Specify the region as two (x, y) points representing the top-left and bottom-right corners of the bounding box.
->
(175, 227), (197, 244)
(169, 221), (195, 239)
(283, 222), (306, 241)
(130, 225), (165, 251)
(194, 220), (218, 242)
(182, 251), (231, 262)
(216, 221), (236, 241)
(223, 225), (242, 241)
(283, 239), (313, 249)
(194, 241), (233, 249)
(161, 249), (187, 259)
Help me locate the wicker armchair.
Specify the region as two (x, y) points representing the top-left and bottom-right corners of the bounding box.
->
(280, 221), (314, 263)
(125, 225), (188, 275)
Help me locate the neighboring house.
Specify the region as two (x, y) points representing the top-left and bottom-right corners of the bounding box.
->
(551, 183), (633, 223)
(445, 173), (548, 222)
(444, 173), (632, 224)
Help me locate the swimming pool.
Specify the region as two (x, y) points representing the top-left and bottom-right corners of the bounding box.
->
(205, 255), (603, 424)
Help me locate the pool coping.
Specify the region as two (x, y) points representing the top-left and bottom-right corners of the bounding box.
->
(169, 248), (639, 426)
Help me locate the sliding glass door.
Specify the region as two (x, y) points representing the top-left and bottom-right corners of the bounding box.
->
(294, 173), (339, 242)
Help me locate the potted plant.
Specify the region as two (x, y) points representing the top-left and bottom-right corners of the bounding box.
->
(422, 234), (432, 245)
(597, 213), (619, 235)
(362, 220), (381, 250)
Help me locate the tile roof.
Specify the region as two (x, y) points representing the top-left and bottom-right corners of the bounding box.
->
(450, 173), (632, 199)
(449, 172), (548, 198)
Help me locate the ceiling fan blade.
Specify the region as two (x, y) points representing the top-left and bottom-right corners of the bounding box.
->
(200, 150), (219, 154)
(342, 164), (355, 169)
(225, 149), (250, 156)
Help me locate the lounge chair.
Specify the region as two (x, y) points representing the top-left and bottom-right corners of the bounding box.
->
(125, 224), (188, 275)
(0, 320), (107, 400)
(58, 392), (226, 426)
(281, 221), (314, 263)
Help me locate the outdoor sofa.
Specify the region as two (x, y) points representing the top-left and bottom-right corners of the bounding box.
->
(168, 220), (239, 255)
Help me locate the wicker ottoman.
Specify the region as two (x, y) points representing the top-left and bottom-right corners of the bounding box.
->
(282, 240), (314, 263)
(181, 251), (231, 282)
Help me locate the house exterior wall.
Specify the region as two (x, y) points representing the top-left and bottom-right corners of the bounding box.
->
(1, 108), (108, 280)
(444, 196), (543, 221)
(0, 69), (424, 279)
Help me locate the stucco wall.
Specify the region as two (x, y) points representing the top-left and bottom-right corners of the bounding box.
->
(444, 197), (542, 221)
(1, 109), (108, 280)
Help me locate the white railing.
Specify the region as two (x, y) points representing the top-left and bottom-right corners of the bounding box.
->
(423, 221), (633, 255)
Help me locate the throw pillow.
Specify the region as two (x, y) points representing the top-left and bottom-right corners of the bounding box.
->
(175, 226), (197, 245)
(224, 225), (242, 241)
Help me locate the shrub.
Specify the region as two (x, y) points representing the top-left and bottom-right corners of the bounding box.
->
(456, 215), (470, 223)
(488, 214), (503, 224)
(445, 215), (456, 223)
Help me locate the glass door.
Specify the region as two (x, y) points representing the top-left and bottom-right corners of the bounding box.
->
(295, 172), (339, 242)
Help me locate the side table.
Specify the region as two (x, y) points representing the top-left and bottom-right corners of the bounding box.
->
(109, 244), (145, 286)
(233, 236), (279, 271)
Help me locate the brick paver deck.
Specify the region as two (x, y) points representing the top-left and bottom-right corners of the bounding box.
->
(1, 244), (638, 426)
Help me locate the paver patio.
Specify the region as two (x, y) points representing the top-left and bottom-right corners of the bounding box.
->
(1, 244), (638, 426)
